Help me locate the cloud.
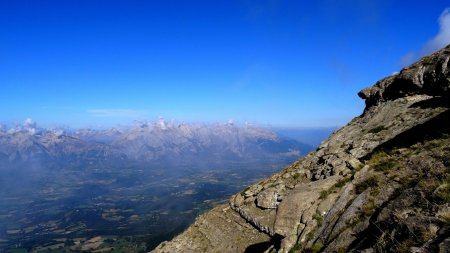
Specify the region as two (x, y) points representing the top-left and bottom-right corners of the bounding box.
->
(423, 8), (450, 55)
(400, 8), (450, 66)
(87, 109), (147, 118)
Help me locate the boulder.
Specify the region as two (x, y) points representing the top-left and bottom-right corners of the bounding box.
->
(256, 189), (279, 209)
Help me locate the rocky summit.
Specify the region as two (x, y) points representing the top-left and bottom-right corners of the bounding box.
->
(152, 45), (450, 253)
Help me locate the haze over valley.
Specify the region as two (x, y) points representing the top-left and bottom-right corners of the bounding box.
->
(0, 119), (314, 251)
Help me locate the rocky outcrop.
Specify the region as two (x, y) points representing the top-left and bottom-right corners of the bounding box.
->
(152, 45), (450, 253)
(256, 189), (281, 209)
(359, 45), (450, 107)
(151, 206), (270, 253)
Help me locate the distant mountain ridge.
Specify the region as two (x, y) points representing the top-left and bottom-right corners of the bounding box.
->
(0, 120), (313, 169)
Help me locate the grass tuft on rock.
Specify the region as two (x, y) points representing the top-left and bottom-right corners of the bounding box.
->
(368, 125), (387, 134)
(305, 243), (324, 253)
(355, 176), (380, 194)
(368, 151), (397, 172)
(319, 176), (352, 200)
(288, 243), (301, 253)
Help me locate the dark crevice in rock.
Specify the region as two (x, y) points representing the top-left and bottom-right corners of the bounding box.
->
(244, 233), (283, 253)
(361, 109), (450, 160)
(383, 78), (422, 101)
(244, 241), (272, 253)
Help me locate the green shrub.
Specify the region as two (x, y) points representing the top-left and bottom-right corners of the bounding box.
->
(288, 243), (301, 253)
(369, 151), (397, 172)
(361, 199), (376, 217)
(306, 228), (316, 241)
(394, 239), (415, 253)
(305, 243), (324, 253)
(240, 186), (250, 196)
(313, 213), (323, 225)
(438, 212), (450, 224)
(334, 177), (351, 188)
(319, 177), (351, 200)
(355, 176), (379, 194)
(319, 190), (329, 200)
(368, 126), (386, 134)
(377, 158), (396, 171)
(337, 247), (347, 253)
(425, 139), (444, 149)
(418, 178), (440, 193)
(435, 183), (450, 203)
(421, 56), (433, 65)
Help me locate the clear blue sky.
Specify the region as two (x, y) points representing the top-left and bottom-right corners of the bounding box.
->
(1, 1), (449, 128)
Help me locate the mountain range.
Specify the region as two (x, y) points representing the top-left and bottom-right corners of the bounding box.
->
(0, 120), (312, 169)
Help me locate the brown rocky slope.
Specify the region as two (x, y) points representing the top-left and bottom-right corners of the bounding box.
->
(152, 45), (450, 253)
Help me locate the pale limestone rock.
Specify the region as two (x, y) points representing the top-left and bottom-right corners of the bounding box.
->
(233, 193), (245, 206)
(273, 176), (339, 250)
(317, 192), (339, 216)
(347, 157), (363, 170)
(256, 189), (279, 209)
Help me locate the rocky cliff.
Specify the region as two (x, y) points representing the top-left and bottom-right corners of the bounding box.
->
(152, 45), (450, 253)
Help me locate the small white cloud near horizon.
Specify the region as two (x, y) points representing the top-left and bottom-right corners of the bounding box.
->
(400, 8), (450, 67)
(87, 109), (147, 118)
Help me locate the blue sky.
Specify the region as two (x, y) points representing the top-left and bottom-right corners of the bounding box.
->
(1, 1), (449, 128)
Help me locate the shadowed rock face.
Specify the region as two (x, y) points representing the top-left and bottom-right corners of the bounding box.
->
(152, 44), (450, 253)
